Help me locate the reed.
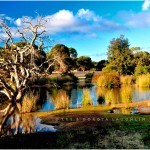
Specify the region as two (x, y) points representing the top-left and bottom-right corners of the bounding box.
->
(21, 92), (39, 113)
(136, 74), (150, 88)
(97, 73), (120, 88)
(51, 90), (70, 110)
(120, 75), (135, 85)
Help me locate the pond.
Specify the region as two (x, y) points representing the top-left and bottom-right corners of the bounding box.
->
(36, 83), (150, 112)
(1, 82), (150, 137)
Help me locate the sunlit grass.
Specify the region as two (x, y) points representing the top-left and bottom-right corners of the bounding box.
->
(51, 90), (70, 110)
(120, 75), (135, 85)
(21, 92), (39, 113)
(97, 73), (120, 88)
(136, 74), (150, 88)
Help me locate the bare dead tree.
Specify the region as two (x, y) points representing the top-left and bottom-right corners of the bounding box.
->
(0, 16), (53, 133)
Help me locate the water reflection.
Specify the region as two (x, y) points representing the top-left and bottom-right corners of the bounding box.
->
(96, 87), (120, 105)
(96, 86), (133, 105)
(120, 86), (132, 103)
(37, 84), (150, 112)
(0, 113), (56, 137)
(133, 87), (150, 102)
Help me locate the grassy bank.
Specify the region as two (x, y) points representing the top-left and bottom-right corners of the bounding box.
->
(1, 108), (150, 149)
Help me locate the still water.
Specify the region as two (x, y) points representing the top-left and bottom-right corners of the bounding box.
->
(36, 83), (150, 112)
(1, 83), (150, 136)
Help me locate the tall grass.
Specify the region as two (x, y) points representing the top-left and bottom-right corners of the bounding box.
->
(120, 75), (135, 85)
(97, 73), (120, 88)
(21, 92), (39, 113)
(51, 90), (70, 110)
(136, 74), (150, 88)
(82, 88), (92, 107)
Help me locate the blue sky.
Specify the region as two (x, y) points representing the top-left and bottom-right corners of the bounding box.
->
(0, 1), (150, 61)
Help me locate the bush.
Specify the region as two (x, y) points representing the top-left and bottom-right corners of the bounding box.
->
(120, 75), (135, 85)
(136, 74), (150, 88)
(102, 65), (117, 73)
(134, 65), (150, 76)
(97, 73), (120, 88)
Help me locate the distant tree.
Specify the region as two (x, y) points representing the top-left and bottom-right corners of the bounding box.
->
(107, 35), (134, 75)
(77, 56), (92, 71)
(133, 51), (150, 66)
(96, 60), (107, 71)
(134, 65), (150, 75)
(130, 47), (141, 53)
(47, 44), (70, 73)
(102, 64), (117, 73)
(69, 47), (78, 59)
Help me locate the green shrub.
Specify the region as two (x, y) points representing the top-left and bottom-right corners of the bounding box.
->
(102, 65), (117, 73)
(97, 73), (120, 88)
(134, 65), (150, 76)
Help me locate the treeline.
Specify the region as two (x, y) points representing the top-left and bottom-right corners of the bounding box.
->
(48, 34), (150, 76)
(102, 35), (150, 76)
(1, 34), (150, 76)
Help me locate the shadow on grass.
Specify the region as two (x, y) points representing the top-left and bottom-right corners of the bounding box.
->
(0, 120), (150, 149)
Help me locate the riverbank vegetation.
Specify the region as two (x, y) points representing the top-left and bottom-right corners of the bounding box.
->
(1, 15), (150, 149)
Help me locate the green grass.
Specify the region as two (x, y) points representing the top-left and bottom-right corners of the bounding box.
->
(1, 110), (150, 149)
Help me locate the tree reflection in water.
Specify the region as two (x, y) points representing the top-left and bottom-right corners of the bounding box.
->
(0, 112), (56, 137)
(0, 113), (36, 136)
(0, 88), (55, 137)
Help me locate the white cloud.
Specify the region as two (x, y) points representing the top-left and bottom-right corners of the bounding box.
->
(119, 11), (150, 28)
(77, 8), (100, 22)
(0, 9), (124, 39)
(15, 18), (22, 26)
(48, 10), (75, 27)
(142, 0), (150, 11)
